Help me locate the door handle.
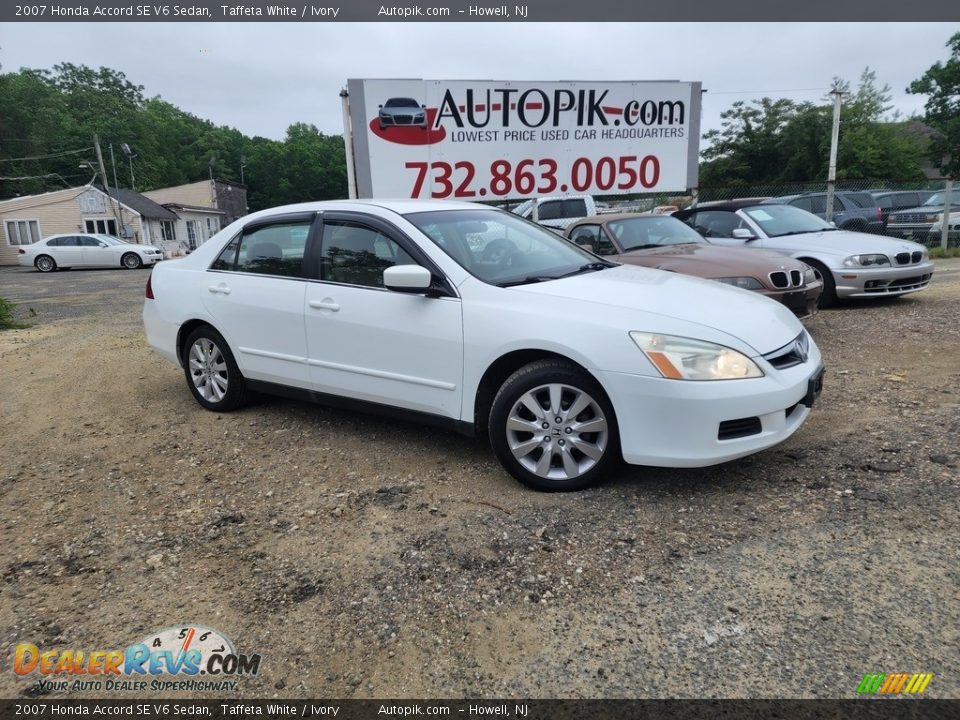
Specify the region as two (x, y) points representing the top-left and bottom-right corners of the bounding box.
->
(309, 299), (340, 312)
(208, 284), (231, 295)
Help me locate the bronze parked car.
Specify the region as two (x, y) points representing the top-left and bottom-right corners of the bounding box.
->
(565, 213), (823, 319)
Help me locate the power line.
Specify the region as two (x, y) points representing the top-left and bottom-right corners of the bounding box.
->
(0, 147), (94, 163)
(706, 87), (831, 96)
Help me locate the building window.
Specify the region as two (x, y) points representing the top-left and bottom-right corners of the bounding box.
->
(4, 220), (41, 245)
(160, 221), (177, 242)
(84, 219), (118, 236)
(206, 217), (220, 236)
(186, 221), (198, 250)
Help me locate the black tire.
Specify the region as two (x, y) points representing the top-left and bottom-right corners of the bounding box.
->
(489, 359), (620, 491)
(181, 326), (248, 412)
(35, 255), (57, 273)
(121, 252), (143, 270)
(804, 259), (837, 308)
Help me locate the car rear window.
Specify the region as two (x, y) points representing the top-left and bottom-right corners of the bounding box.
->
(844, 192), (878, 209)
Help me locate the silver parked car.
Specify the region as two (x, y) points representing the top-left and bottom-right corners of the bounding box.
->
(674, 201), (933, 307)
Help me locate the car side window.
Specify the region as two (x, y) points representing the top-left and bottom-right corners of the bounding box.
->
(686, 211), (742, 238)
(570, 225), (600, 245)
(537, 201), (564, 221)
(237, 222), (311, 277)
(211, 235), (241, 271)
(52, 236), (79, 247)
(321, 221), (417, 288)
(78, 236), (101, 247)
(809, 196), (827, 214)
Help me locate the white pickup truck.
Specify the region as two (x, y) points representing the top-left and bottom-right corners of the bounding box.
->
(509, 195), (599, 230)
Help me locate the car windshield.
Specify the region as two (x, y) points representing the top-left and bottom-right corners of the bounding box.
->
(606, 216), (706, 250)
(385, 98), (418, 108)
(741, 204), (835, 237)
(404, 208), (606, 287)
(923, 193), (945, 206)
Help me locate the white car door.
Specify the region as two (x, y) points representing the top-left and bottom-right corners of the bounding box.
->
(79, 235), (115, 267)
(304, 214), (464, 419)
(47, 236), (83, 266)
(201, 213), (316, 389)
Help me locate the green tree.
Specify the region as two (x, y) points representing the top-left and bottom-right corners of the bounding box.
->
(908, 32), (960, 177)
(700, 67), (924, 186)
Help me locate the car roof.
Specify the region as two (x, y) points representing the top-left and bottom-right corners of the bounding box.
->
(243, 199), (491, 219)
(571, 212), (678, 224)
(673, 198), (770, 215)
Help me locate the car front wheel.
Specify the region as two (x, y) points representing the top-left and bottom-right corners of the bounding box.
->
(805, 259), (837, 308)
(182, 326), (248, 411)
(122, 252), (143, 269)
(35, 255), (57, 273)
(489, 359), (620, 491)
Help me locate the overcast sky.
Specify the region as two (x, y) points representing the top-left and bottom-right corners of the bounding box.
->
(3, 23), (958, 142)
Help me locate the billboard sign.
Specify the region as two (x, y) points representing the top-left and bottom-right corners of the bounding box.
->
(346, 79), (701, 200)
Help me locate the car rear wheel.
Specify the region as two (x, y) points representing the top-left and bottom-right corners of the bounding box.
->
(182, 326), (248, 412)
(121, 252), (143, 269)
(489, 359), (620, 491)
(805, 259), (837, 308)
(35, 255), (57, 273)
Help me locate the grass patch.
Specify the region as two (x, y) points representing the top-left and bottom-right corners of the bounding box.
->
(0, 297), (31, 330)
(930, 246), (960, 259)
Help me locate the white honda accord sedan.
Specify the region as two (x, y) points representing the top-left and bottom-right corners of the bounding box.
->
(143, 200), (824, 491)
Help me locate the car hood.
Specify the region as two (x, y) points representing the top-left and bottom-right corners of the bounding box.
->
(617, 243), (805, 278)
(510, 264), (802, 356)
(764, 230), (927, 255)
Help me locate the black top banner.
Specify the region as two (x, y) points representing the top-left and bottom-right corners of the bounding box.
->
(3, 0), (960, 22)
(1, 699), (958, 719)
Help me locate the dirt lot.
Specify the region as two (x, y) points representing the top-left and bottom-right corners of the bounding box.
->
(1, 262), (958, 699)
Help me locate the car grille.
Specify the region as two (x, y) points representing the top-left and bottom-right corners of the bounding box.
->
(769, 269), (804, 289)
(394, 114), (415, 124)
(718, 416), (762, 441)
(863, 273), (933, 293)
(763, 332), (809, 370)
(894, 251), (924, 265)
(891, 214), (932, 225)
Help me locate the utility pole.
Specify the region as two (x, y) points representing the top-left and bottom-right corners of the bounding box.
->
(109, 143), (127, 238)
(825, 90), (844, 224)
(94, 134), (123, 232)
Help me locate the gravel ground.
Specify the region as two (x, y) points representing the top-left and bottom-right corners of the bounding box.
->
(0, 261), (958, 699)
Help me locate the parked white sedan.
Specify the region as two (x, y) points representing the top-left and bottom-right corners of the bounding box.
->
(18, 234), (162, 272)
(143, 200), (824, 491)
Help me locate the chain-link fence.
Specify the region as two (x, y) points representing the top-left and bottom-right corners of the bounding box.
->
(600, 178), (958, 248)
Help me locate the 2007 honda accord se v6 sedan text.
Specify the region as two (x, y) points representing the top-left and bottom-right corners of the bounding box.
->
(143, 200), (825, 491)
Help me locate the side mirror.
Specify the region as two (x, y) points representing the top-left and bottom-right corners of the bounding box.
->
(384, 264), (432, 293)
(98, 242), (109, 247)
(732, 228), (757, 241)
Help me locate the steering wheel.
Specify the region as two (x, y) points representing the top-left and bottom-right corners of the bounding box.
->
(481, 238), (517, 264)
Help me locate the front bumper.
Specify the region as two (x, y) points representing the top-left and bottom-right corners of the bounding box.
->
(597, 355), (823, 468)
(831, 260), (934, 299)
(885, 223), (935, 241)
(761, 280), (823, 320)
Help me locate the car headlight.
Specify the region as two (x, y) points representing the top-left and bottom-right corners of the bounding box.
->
(714, 277), (764, 291)
(843, 254), (890, 268)
(802, 267), (817, 284)
(629, 332), (764, 381)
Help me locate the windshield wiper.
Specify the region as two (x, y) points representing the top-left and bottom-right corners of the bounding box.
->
(496, 275), (560, 287)
(772, 229), (836, 237)
(559, 261), (615, 276)
(495, 262), (613, 288)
